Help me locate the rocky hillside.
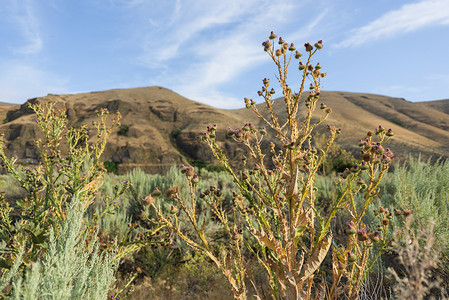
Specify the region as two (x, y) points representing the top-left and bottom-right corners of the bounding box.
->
(0, 87), (447, 173)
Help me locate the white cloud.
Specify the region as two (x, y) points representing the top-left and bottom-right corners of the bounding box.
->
(140, 0), (264, 66)
(5, 0), (43, 55)
(134, 0), (324, 108)
(335, 0), (449, 48)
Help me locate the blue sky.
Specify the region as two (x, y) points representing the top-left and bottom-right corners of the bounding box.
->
(1, 0), (449, 108)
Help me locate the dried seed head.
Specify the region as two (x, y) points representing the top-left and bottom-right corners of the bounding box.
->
(403, 209), (413, 217)
(304, 42), (313, 52)
(166, 186), (179, 198)
(262, 40), (272, 51)
(269, 31), (277, 40)
(232, 231), (242, 240)
(185, 166), (195, 177)
(357, 229), (368, 242)
(143, 195), (155, 206)
(314, 40), (323, 49)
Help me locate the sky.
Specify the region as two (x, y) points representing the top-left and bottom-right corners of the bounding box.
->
(1, 0), (449, 109)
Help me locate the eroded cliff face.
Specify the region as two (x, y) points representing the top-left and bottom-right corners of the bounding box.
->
(0, 87), (447, 174)
(0, 87), (252, 174)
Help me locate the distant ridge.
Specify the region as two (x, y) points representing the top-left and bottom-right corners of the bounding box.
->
(0, 86), (447, 173)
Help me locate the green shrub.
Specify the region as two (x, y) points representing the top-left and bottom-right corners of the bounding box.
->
(117, 124), (129, 136)
(104, 161), (119, 173)
(0, 103), (128, 298)
(11, 195), (118, 299)
(378, 156), (449, 250)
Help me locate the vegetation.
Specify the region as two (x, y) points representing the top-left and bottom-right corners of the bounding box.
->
(150, 32), (412, 299)
(0, 103), (128, 298)
(0, 32), (447, 300)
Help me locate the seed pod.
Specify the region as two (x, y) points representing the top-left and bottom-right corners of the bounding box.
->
(314, 40), (323, 49)
(346, 221), (357, 235)
(304, 42), (313, 52)
(369, 231), (381, 243)
(269, 31), (277, 40)
(169, 205), (178, 214)
(386, 129), (394, 137)
(191, 174), (199, 184)
(151, 188), (162, 197)
(347, 252), (357, 263)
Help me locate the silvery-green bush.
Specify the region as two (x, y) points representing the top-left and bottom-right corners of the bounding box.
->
(11, 194), (117, 300)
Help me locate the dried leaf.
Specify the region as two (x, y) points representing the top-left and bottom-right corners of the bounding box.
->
(249, 228), (280, 254)
(285, 167), (299, 203)
(301, 233), (333, 281)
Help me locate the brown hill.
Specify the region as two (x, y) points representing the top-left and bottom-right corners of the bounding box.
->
(0, 87), (447, 173)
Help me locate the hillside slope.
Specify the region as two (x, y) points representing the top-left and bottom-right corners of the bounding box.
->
(0, 87), (447, 173)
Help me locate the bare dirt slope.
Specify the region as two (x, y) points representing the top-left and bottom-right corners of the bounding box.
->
(0, 87), (447, 173)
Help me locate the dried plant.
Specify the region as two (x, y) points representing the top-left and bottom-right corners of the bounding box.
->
(387, 218), (448, 300)
(151, 32), (407, 300)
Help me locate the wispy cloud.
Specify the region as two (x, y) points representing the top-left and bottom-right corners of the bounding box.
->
(5, 0), (43, 55)
(133, 0), (323, 108)
(140, 0), (265, 66)
(335, 0), (449, 48)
